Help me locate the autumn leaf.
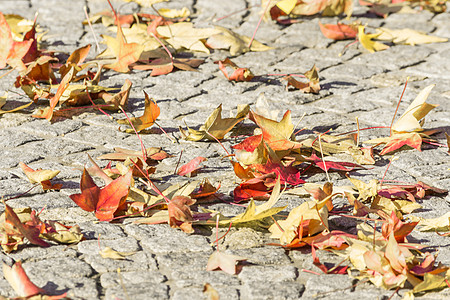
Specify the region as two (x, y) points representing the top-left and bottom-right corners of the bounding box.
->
(206, 250), (246, 275)
(180, 104), (249, 141)
(69, 168), (132, 221)
(311, 245), (349, 274)
(3, 202), (50, 248)
(319, 21), (358, 40)
(304, 153), (366, 172)
(408, 212), (450, 232)
(206, 26), (273, 56)
(0, 92), (32, 115)
(117, 91), (160, 132)
(32, 67), (74, 121)
(168, 196), (196, 233)
(99, 247), (136, 260)
(177, 156), (207, 177)
(251, 110), (302, 151)
(275, 0), (353, 17)
(216, 58), (254, 82)
(133, 57), (204, 76)
(381, 211), (417, 243)
(100, 23), (144, 73)
(283, 64), (320, 93)
(358, 25), (389, 53)
(190, 179), (220, 200)
(375, 27), (448, 46)
(19, 162), (61, 190)
(59, 44), (91, 79)
(0, 12), (33, 71)
(156, 22), (219, 53)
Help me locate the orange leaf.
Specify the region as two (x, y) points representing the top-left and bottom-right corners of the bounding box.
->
(319, 21), (358, 40)
(0, 12), (33, 71)
(3, 261), (43, 298)
(216, 58), (254, 82)
(168, 195), (196, 233)
(103, 25), (144, 73)
(117, 91), (160, 132)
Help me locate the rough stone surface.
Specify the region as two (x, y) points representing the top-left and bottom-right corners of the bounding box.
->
(0, 0), (449, 299)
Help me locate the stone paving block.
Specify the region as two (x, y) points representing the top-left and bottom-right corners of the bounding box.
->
(321, 62), (386, 80)
(77, 221), (127, 240)
(83, 250), (158, 273)
(302, 274), (354, 298)
(100, 270), (166, 288)
(156, 251), (211, 271)
(125, 224), (213, 254)
(238, 265), (298, 283)
(276, 21), (333, 49)
(172, 286), (240, 300)
(105, 282), (170, 300)
(0, 129), (43, 148)
(240, 281), (305, 300)
(8, 245), (78, 262)
(222, 227), (265, 249)
(170, 269), (241, 288)
(229, 246), (292, 265)
(78, 236), (140, 254)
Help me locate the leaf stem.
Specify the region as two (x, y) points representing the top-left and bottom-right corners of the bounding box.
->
(389, 77), (409, 136)
(247, 0), (272, 49)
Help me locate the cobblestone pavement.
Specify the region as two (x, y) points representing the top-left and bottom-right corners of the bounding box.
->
(0, 0), (449, 299)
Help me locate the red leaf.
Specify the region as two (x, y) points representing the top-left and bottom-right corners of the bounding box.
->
(319, 22), (357, 40)
(177, 157), (207, 176)
(253, 160), (305, 186)
(311, 245), (348, 274)
(381, 211), (418, 243)
(4, 203), (50, 248)
(70, 169), (132, 221)
(306, 153), (365, 172)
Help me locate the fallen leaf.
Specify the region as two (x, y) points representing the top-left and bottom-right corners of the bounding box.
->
(19, 162), (61, 190)
(117, 91), (160, 132)
(216, 58), (254, 82)
(311, 245), (349, 274)
(304, 153), (365, 172)
(358, 25), (389, 53)
(375, 27), (448, 46)
(177, 156), (207, 177)
(168, 195), (196, 233)
(32, 67), (74, 121)
(391, 84), (438, 133)
(99, 246), (136, 260)
(409, 212), (450, 232)
(180, 104), (249, 141)
(206, 250), (246, 275)
(283, 64), (320, 93)
(0, 92), (32, 115)
(100, 22), (144, 73)
(206, 26), (273, 56)
(156, 22), (219, 53)
(319, 21), (358, 40)
(69, 168), (132, 221)
(59, 44), (91, 78)
(0, 12), (33, 71)
(203, 283), (219, 300)
(133, 57), (204, 76)
(3, 260), (67, 299)
(190, 179), (220, 200)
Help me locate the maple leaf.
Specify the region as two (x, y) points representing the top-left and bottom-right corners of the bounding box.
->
(32, 67), (74, 121)
(365, 85), (439, 154)
(156, 22), (219, 53)
(283, 64), (320, 94)
(375, 27), (448, 46)
(206, 26), (273, 56)
(216, 58), (254, 82)
(19, 162), (61, 190)
(233, 135), (268, 166)
(319, 21), (358, 40)
(133, 57), (204, 76)
(177, 156), (207, 177)
(190, 179), (220, 200)
(59, 44), (91, 79)
(117, 91), (160, 132)
(206, 250), (246, 275)
(409, 212), (450, 232)
(269, 195), (330, 245)
(167, 196), (196, 232)
(274, 0), (353, 17)
(252, 160), (305, 186)
(69, 168), (132, 221)
(358, 25), (389, 53)
(381, 211), (418, 243)
(0, 12), (33, 71)
(180, 104), (249, 141)
(100, 23), (144, 73)
(251, 110), (302, 151)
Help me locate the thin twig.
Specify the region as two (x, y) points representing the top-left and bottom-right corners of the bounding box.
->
(83, 6), (101, 53)
(247, 0), (272, 49)
(118, 106), (147, 162)
(389, 77), (409, 136)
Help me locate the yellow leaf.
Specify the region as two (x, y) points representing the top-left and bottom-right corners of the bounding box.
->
(99, 247), (136, 260)
(392, 84), (438, 133)
(157, 22), (219, 54)
(158, 7), (190, 19)
(375, 28), (448, 46)
(409, 212), (450, 232)
(19, 162), (60, 184)
(276, 0), (298, 14)
(180, 104), (249, 141)
(0, 92), (32, 115)
(117, 91), (160, 132)
(358, 25), (389, 53)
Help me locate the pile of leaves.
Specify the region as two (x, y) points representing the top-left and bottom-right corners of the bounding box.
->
(0, 0), (449, 298)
